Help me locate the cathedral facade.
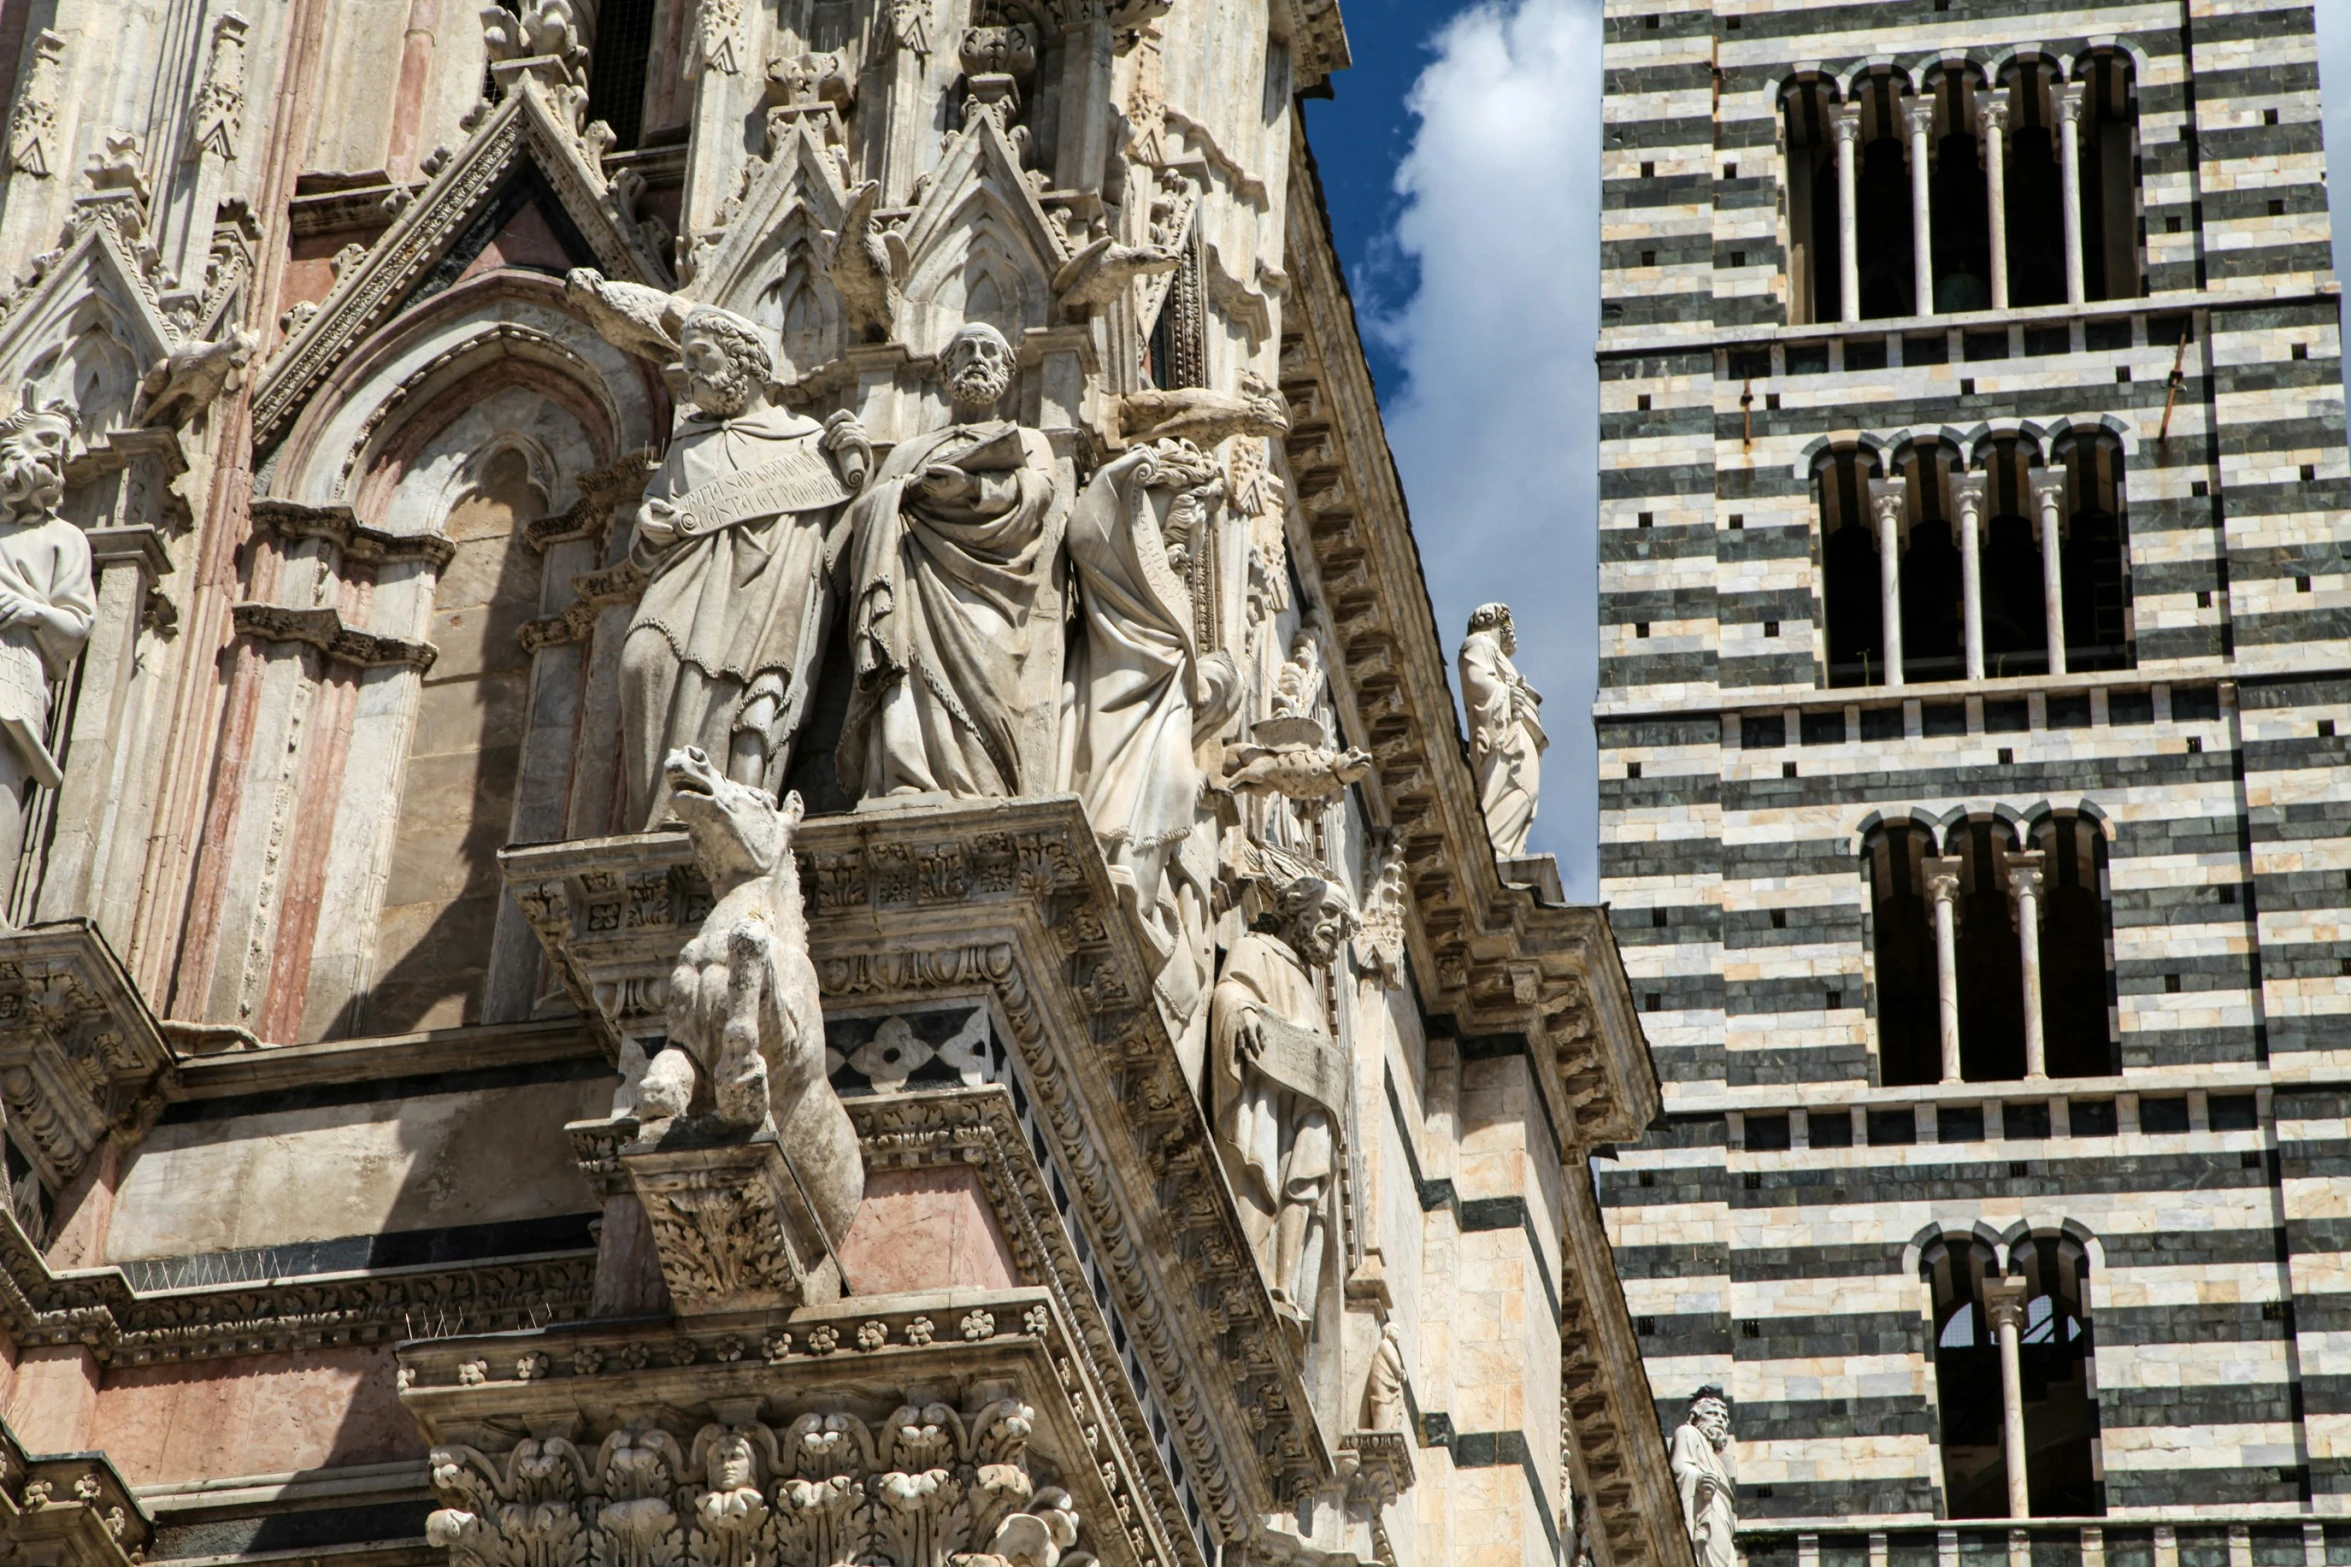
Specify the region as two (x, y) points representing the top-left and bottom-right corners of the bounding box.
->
(0, 2), (1675, 1567)
(1595, 0), (2351, 1559)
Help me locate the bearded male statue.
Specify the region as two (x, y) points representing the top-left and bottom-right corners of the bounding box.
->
(619, 306), (871, 827)
(1670, 1386), (1737, 1567)
(1209, 859), (1354, 1328)
(837, 322), (1067, 800)
(0, 396), (93, 906)
(1458, 601), (1547, 857)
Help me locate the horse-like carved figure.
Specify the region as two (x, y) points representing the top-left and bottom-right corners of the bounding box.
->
(638, 746), (861, 1243)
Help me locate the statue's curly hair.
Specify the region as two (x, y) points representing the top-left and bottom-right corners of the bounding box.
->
(0, 392), (77, 445)
(680, 306), (773, 383)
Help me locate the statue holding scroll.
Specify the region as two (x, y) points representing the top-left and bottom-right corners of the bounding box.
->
(1209, 857), (1355, 1326)
(619, 306), (871, 827)
(0, 394), (92, 906)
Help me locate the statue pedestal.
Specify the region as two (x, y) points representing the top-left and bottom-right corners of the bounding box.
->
(620, 1128), (842, 1314)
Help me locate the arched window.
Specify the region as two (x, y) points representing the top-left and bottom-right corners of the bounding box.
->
(2029, 812), (2116, 1077)
(2054, 429), (2132, 672)
(1816, 447), (1883, 686)
(1895, 441), (1964, 685)
(1864, 821), (1940, 1086)
(1925, 65), (1992, 313)
(1781, 79), (1840, 325)
(1924, 1235), (2005, 1516)
(2011, 1233), (2101, 1515)
(1926, 1232), (2101, 1519)
(1853, 75), (1917, 319)
(2075, 51), (2142, 302)
(1974, 436), (2049, 678)
(1951, 817), (2026, 1082)
(1997, 60), (2068, 309)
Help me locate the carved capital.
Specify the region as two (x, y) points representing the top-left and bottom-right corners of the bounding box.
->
(1923, 855), (1963, 906)
(231, 603), (438, 671)
(622, 1136), (842, 1314)
(0, 923), (172, 1202)
(1983, 1276), (2029, 1331)
(2003, 848), (2046, 903)
(1828, 102), (1862, 146)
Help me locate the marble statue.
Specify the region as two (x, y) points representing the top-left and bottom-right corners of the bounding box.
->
(1061, 438), (1238, 1038)
(1363, 1321), (1407, 1430)
(0, 394), (93, 906)
(638, 747), (861, 1242)
(838, 323), (1066, 800)
(1458, 602), (1547, 857)
(618, 305), (870, 826)
(1669, 1386), (1736, 1567)
(1210, 854), (1355, 1326)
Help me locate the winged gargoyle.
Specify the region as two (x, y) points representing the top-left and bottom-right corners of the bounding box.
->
(564, 266), (685, 365)
(1053, 232), (1179, 312)
(820, 180), (910, 344)
(138, 327), (259, 427)
(1120, 368), (1291, 447)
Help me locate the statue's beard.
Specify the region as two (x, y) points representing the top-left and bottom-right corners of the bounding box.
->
(0, 451), (60, 520)
(688, 366), (757, 419)
(947, 359), (1011, 410)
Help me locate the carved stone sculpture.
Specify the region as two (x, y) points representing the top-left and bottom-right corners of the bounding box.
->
(1458, 602), (1547, 857)
(1223, 620), (1370, 803)
(608, 301), (869, 826)
(136, 327), (257, 426)
(839, 323), (1066, 801)
(820, 181), (909, 344)
(1209, 854), (1354, 1327)
(425, 1397), (1079, 1567)
(1063, 438), (1238, 1031)
(1363, 1321), (1406, 1430)
(623, 747), (861, 1311)
(0, 395), (94, 907)
(1669, 1386), (1736, 1567)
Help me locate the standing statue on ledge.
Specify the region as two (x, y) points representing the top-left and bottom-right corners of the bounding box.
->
(0, 394), (93, 907)
(604, 297), (871, 828)
(1670, 1386), (1737, 1567)
(1458, 602), (1547, 857)
(1210, 855), (1355, 1328)
(838, 322), (1068, 801)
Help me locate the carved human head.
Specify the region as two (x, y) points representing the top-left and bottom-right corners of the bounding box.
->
(941, 322), (1016, 413)
(678, 307), (772, 419)
(0, 392), (75, 526)
(1468, 602), (1516, 656)
(1274, 868), (1356, 969)
(662, 746), (801, 886)
(1688, 1387), (1731, 1448)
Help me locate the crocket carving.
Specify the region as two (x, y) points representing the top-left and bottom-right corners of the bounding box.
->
(638, 746), (861, 1242)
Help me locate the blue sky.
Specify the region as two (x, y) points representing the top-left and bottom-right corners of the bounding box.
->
(1307, 0), (2351, 902)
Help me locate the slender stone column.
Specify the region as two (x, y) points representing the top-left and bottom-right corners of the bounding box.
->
(1906, 98), (1938, 314)
(1977, 91), (2011, 309)
(1985, 1277), (2033, 1517)
(2032, 473), (2068, 675)
(2057, 84), (2088, 305)
(1953, 474), (1988, 679)
(1870, 476), (1907, 685)
(1832, 104), (1863, 324)
(1925, 856), (1965, 1082)
(2007, 849), (2048, 1080)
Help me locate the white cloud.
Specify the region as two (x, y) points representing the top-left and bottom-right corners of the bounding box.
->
(1374, 0), (1605, 895)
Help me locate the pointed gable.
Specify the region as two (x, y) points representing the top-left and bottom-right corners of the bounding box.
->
(0, 213), (182, 438)
(253, 77), (671, 447)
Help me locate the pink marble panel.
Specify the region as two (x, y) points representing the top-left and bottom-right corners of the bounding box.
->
(835, 1166), (1020, 1295)
(96, 1345), (424, 1484)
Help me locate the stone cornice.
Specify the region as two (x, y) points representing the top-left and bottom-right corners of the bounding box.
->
(0, 1419), (151, 1567)
(502, 796), (1332, 1532)
(1283, 133), (1688, 1567)
(231, 603), (439, 670)
(249, 500), (460, 569)
(0, 922), (174, 1195)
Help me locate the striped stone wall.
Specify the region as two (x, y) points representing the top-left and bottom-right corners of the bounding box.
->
(1591, 0), (2351, 1531)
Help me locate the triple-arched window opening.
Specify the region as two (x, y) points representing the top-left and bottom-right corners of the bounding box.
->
(1782, 51), (2141, 325)
(1924, 1232), (2102, 1518)
(1816, 425), (2130, 688)
(1866, 810), (2115, 1087)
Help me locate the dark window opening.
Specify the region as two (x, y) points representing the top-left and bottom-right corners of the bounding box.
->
(2076, 53), (2144, 301)
(1930, 75), (1992, 311)
(1953, 816), (2028, 1082)
(2069, 1099), (2117, 1137)
(1866, 821), (1942, 1086)
(1939, 1105), (1985, 1142)
(2209, 1093), (2258, 1132)
(1819, 448), (1886, 686)
(1928, 1233), (2102, 1518)
(2032, 812), (2118, 1077)
(1746, 1113), (1792, 1152)
(2005, 1101), (2052, 1140)
(1869, 1108), (1917, 1145)
(1809, 1109), (1853, 1148)
(584, 0), (659, 152)
(2139, 1095), (2188, 1133)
